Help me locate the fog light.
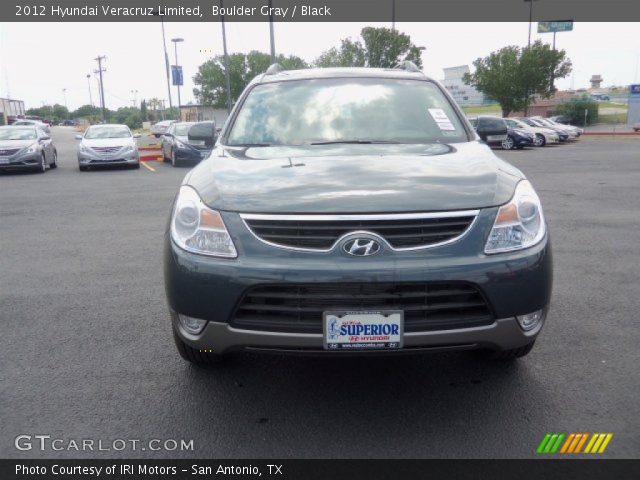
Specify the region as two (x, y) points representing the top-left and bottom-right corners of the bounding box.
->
(516, 309), (545, 331)
(178, 314), (207, 334)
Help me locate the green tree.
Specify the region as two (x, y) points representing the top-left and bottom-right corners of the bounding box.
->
(315, 27), (424, 68)
(193, 51), (308, 108)
(557, 95), (598, 126)
(463, 40), (572, 117)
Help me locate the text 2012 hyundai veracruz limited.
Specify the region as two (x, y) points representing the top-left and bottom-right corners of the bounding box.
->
(164, 63), (552, 365)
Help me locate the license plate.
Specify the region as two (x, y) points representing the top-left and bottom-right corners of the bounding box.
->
(200, 151), (210, 158)
(324, 310), (403, 350)
(487, 135), (507, 141)
(0, 158), (9, 164)
(189, 140), (205, 146)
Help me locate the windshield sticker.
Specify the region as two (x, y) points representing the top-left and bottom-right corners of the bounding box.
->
(428, 108), (456, 131)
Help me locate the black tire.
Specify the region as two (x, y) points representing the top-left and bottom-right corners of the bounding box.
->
(50, 151), (58, 169)
(172, 328), (224, 366)
(491, 341), (536, 360)
(171, 150), (179, 167)
(534, 134), (546, 147)
(79, 165), (88, 171)
(132, 162), (140, 169)
(501, 136), (515, 150)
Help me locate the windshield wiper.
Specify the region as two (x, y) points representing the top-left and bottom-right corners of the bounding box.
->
(309, 139), (400, 145)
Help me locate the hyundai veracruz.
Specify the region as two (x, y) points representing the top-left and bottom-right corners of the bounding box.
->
(164, 64), (552, 366)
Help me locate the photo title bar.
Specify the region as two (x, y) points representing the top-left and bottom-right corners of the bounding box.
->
(4, 0), (640, 22)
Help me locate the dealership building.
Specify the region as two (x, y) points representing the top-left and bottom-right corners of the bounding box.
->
(0, 97), (25, 125)
(441, 66), (485, 105)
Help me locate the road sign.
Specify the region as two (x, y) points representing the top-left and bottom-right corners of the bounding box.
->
(538, 21), (574, 33)
(171, 65), (183, 86)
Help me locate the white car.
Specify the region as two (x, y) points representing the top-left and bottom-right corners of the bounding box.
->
(76, 124), (141, 171)
(633, 122), (640, 133)
(505, 118), (559, 147)
(12, 119), (51, 134)
(150, 120), (175, 138)
(532, 117), (579, 139)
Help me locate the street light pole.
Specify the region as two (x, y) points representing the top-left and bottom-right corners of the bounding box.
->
(268, 0), (275, 63)
(171, 37), (184, 112)
(220, 0), (232, 114)
(86, 74), (93, 106)
(159, 16), (173, 115)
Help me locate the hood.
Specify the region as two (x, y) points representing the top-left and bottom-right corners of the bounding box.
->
(185, 142), (524, 214)
(81, 137), (134, 148)
(0, 139), (36, 150)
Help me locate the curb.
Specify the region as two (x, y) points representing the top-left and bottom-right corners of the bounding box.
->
(583, 132), (640, 136)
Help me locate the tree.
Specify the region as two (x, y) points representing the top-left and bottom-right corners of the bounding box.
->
(557, 95), (598, 126)
(26, 104), (69, 123)
(315, 27), (423, 68)
(463, 40), (572, 117)
(193, 51), (308, 108)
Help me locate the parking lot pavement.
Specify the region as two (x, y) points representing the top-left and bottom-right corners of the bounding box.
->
(1, 129), (639, 459)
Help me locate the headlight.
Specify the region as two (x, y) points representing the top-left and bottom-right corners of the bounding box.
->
(174, 139), (189, 149)
(23, 143), (38, 154)
(170, 186), (237, 258)
(485, 180), (546, 254)
(123, 144), (135, 153)
(79, 143), (89, 153)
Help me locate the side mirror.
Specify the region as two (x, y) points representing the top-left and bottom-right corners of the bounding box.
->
(75, 134), (83, 140)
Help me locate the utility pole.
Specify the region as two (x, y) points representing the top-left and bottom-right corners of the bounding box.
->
(268, 0), (275, 63)
(62, 88), (68, 109)
(94, 55), (107, 122)
(86, 74), (93, 106)
(131, 90), (138, 108)
(171, 37), (184, 110)
(220, 0), (232, 114)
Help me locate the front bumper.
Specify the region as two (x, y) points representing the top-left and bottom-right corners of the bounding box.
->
(78, 151), (139, 166)
(165, 208), (553, 355)
(0, 153), (41, 171)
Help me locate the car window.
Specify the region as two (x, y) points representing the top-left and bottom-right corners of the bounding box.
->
(0, 128), (37, 140)
(84, 126), (131, 139)
(227, 78), (469, 146)
(189, 122), (215, 138)
(174, 123), (194, 136)
(479, 117), (505, 129)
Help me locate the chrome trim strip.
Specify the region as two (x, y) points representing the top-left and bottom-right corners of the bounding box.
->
(240, 211), (480, 253)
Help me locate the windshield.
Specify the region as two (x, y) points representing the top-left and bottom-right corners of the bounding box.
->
(174, 123), (194, 136)
(85, 126), (131, 139)
(227, 78), (469, 146)
(0, 128), (37, 140)
(506, 119), (527, 129)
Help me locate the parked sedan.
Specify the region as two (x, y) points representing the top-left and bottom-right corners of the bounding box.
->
(544, 117), (583, 137)
(502, 127), (535, 150)
(633, 122), (640, 132)
(151, 120), (175, 138)
(12, 119), (51, 134)
(529, 117), (576, 140)
(0, 126), (57, 173)
(517, 117), (569, 143)
(76, 124), (141, 171)
(533, 117), (580, 139)
(162, 122), (196, 166)
(505, 118), (559, 147)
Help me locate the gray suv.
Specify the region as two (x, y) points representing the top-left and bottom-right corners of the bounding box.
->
(164, 64), (552, 365)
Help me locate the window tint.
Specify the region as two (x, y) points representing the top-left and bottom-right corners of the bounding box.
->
(188, 122), (215, 138)
(84, 126), (131, 139)
(479, 117), (506, 129)
(227, 78), (469, 146)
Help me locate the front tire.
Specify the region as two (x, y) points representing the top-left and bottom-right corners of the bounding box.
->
(171, 150), (179, 167)
(39, 154), (46, 173)
(501, 136), (515, 150)
(79, 165), (88, 171)
(50, 151), (58, 169)
(172, 328), (224, 366)
(534, 134), (546, 147)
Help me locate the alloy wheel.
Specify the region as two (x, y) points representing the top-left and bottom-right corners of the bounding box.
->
(502, 137), (514, 150)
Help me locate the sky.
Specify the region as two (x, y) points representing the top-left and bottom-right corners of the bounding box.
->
(0, 22), (638, 111)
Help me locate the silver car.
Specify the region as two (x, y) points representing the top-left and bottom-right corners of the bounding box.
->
(12, 119), (51, 134)
(76, 124), (141, 171)
(0, 126), (57, 173)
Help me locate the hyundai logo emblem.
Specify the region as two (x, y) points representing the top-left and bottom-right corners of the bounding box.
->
(343, 238), (381, 256)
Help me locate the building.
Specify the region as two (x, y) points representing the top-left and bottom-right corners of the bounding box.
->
(179, 104), (228, 126)
(590, 75), (603, 89)
(441, 66), (485, 105)
(0, 98), (26, 125)
(508, 91), (577, 118)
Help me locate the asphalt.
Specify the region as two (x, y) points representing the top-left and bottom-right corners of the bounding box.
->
(1, 128), (639, 459)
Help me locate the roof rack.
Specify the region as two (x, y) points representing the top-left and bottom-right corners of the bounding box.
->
(265, 63), (284, 75)
(393, 60), (422, 73)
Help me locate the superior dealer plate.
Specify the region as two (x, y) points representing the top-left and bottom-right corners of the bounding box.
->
(323, 311), (403, 350)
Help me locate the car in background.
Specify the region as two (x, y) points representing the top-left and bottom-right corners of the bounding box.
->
(502, 125), (535, 150)
(151, 120), (175, 138)
(161, 122), (197, 166)
(504, 118), (559, 147)
(533, 117), (580, 139)
(76, 124), (141, 171)
(0, 125), (57, 173)
(549, 115), (572, 125)
(467, 116), (508, 147)
(543, 117), (583, 137)
(633, 122), (640, 132)
(517, 117), (569, 143)
(183, 121), (217, 161)
(12, 119), (51, 134)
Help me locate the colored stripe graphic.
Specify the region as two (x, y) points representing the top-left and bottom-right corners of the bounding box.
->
(539, 433), (613, 454)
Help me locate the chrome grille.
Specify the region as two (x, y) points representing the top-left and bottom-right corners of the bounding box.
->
(233, 282), (494, 333)
(0, 148), (20, 156)
(242, 212), (477, 250)
(91, 146), (122, 155)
